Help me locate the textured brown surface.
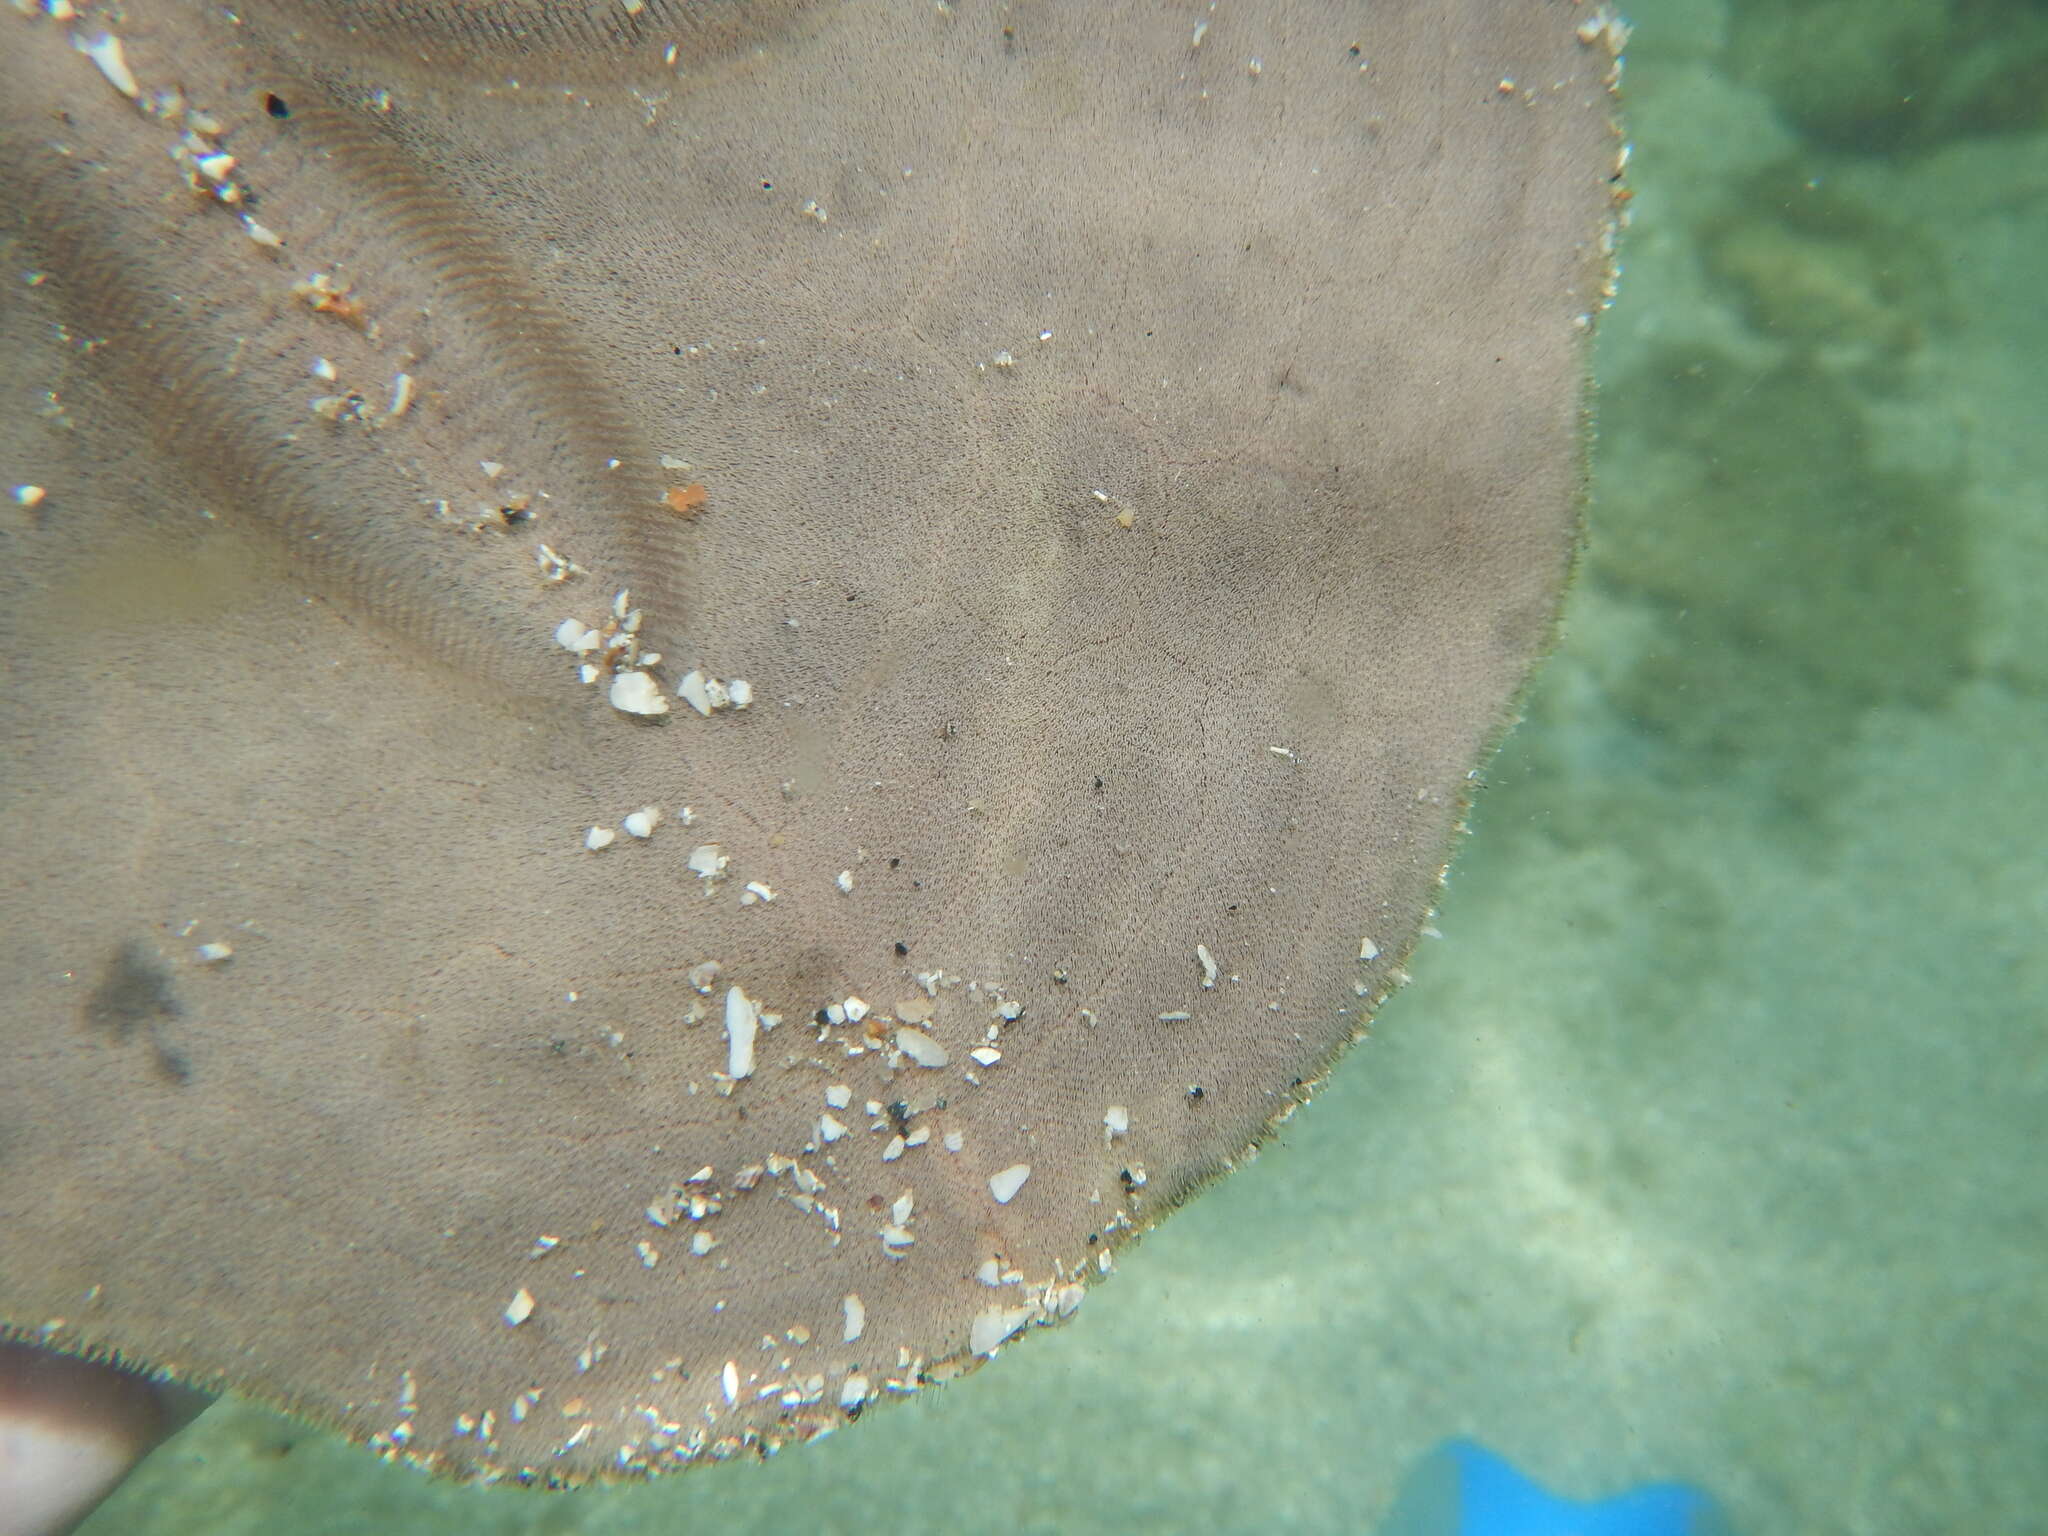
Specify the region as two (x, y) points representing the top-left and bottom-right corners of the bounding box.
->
(0, 0), (1619, 1483)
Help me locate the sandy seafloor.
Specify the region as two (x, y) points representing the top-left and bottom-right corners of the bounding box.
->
(85, 3), (2047, 1533)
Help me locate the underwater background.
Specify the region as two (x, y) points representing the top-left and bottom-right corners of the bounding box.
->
(84, 0), (2047, 1531)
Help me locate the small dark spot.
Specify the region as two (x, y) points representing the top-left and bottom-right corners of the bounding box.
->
(1187, 1085), (1205, 1101)
(1086, 1232), (1099, 1245)
(86, 942), (179, 1040)
(1118, 1168), (1135, 1187)
(499, 505), (532, 525)
(760, 180), (774, 190)
(887, 1101), (911, 1134)
(865, 1194), (885, 1212)
(1092, 775), (1105, 792)
(1347, 43), (1362, 57)
(814, 1008), (833, 1027)
(845, 1401), (865, 1421)
(264, 92), (290, 119)
(888, 857), (901, 869)
(893, 941), (908, 956)
(1051, 969), (1069, 985)
(911, 879), (923, 890)
(85, 943), (192, 1084)
(845, 592), (858, 602)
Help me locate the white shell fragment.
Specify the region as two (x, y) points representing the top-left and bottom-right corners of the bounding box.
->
(583, 826), (616, 851)
(676, 670), (714, 715)
(1104, 1104), (1130, 1141)
(622, 807), (661, 839)
(503, 1288), (535, 1327)
(676, 669), (751, 716)
(687, 844), (728, 880)
(987, 1164), (1031, 1204)
(723, 986), (759, 1080)
(608, 669), (669, 716)
(834, 870), (854, 894)
(193, 941), (234, 964)
(1359, 935), (1381, 962)
(720, 1360), (739, 1407)
(969, 1305), (1036, 1356)
(894, 1027), (949, 1068)
(841, 1293), (865, 1343)
(81, 32), (141, 101)
(1197, 943), (1219, 989)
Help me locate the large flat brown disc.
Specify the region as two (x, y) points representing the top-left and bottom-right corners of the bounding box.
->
(0, 0), (1620, 1482)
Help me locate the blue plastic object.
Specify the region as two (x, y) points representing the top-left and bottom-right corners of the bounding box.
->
(1378, 1437), (1733, 1536)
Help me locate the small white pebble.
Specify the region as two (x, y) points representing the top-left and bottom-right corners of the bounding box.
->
(504, 1288), (535, 1327)
(194, 941), (233, 964)
(726, 678), (753, 709)
(584, 826), (616, 851)
(1105, 1104), (1130, 1140)
(842, 1294), (865, 1343)
(988, 1164), (1031, 1204)
(1359, 935), (1381, 962)
(622, 807), (661, 839)
(835, 870), (854, 894)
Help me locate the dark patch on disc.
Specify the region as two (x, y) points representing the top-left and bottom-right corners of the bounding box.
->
(84, 942), (192, 1084)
